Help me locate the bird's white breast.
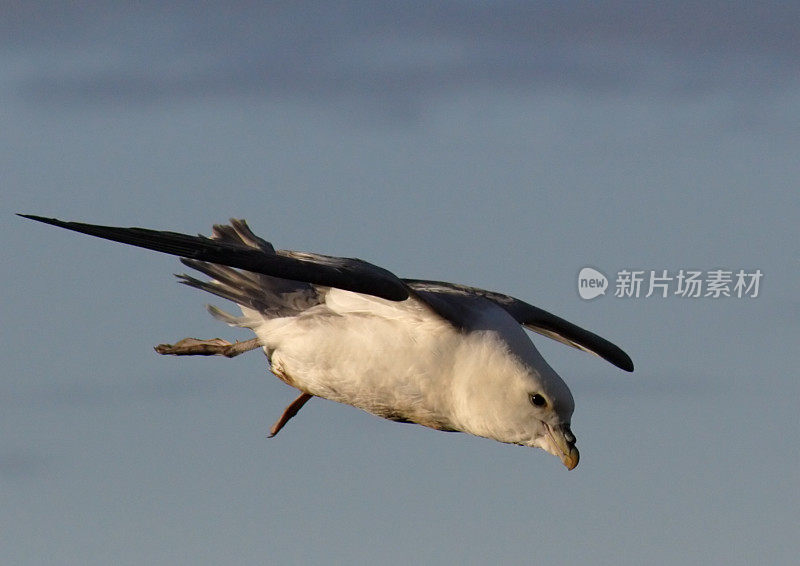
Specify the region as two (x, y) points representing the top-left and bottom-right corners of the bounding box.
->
(253, 289), (463, 428)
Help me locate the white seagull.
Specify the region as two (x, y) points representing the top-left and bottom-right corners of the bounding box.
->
(20, 215), (633, 469)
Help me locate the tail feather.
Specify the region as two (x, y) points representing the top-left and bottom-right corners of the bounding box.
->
(176, 273), (271, 312)
(206, 304), (253, 327)
(180, 219), (321, 318)
(181, 258), (266, 295)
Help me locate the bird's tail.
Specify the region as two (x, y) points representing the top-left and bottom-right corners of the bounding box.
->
(177, 219), (320, 325)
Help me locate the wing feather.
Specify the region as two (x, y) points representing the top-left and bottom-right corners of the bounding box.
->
(18, 215), (409, 301)
(404, 279), (634, 372)
(20, 215), (632, 372)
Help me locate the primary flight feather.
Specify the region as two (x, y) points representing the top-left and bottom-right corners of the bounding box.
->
(20, 214), (633, 469)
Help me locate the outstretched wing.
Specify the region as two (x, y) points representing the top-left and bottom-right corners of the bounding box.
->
(404, 279), (634, 372)
(18, 215), (409, 302)
(20, 215), (632, 371)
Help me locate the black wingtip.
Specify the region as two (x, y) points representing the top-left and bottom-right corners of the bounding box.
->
(617, 352), (635, 373)
(590, 339), (634, 372)
(18, 214), (66, 227)
(18, 213), (46, 221)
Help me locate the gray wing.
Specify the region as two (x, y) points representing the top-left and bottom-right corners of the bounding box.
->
(404, 279), (634, 372)
(18, 215), (409, 301)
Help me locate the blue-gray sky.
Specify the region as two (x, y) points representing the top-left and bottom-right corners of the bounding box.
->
(2, 3), (798, 564)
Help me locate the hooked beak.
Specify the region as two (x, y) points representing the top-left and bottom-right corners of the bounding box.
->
(545, 422), (580, 470)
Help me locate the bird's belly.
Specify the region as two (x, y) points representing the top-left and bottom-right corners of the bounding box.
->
(256, 313), (458, 429)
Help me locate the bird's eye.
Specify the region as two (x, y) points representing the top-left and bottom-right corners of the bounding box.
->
(529, 393), (547, 408)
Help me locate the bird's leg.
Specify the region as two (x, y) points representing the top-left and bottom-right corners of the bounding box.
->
(154, 337), (262, 358)
(268, 392), (313, 438)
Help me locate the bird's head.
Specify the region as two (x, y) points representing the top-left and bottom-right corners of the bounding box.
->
(522, 386), (579, 470)
(450, 319), (579, 470)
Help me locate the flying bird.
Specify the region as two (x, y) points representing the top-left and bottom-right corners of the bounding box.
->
(20, 214), (633, 469)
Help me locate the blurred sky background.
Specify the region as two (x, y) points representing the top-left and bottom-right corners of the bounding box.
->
(2, 2), (798, 565)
